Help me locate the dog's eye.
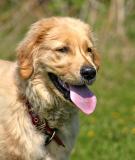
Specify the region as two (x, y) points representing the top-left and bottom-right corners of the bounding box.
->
(56, 47), (69, 53)
(87, 47), (92, 53)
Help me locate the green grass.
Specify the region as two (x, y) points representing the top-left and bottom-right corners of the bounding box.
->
(71, 52), (135, 160)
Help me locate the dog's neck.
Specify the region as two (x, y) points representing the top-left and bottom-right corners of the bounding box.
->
(17, 73), (77, 128)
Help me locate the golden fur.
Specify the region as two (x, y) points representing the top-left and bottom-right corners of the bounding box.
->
(0, 17), (100, 160)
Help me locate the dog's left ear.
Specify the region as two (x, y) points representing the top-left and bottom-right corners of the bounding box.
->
(93, 49), (101, 71)
(17, 19), (53, 79)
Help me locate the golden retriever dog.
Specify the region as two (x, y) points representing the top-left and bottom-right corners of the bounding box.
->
(0, 17), (100, 160)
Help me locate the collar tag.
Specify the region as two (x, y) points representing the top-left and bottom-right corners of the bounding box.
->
(45, 129), (56, 146)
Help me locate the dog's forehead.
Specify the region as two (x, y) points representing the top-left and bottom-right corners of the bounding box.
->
(44, 22), (93, 47)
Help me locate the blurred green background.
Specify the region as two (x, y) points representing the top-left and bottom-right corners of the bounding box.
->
(0, 0), (135, 159)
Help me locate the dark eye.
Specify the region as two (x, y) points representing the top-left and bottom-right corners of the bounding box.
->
(56, 47), (69, 53)
(87, 47), (92, 53)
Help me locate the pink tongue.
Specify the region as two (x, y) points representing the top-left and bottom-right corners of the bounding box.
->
(69, 85), (97, 115)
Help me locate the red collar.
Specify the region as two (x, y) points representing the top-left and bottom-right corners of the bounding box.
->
(24, 98), (65, 147)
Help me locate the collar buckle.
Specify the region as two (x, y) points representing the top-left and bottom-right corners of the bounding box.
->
(45, 129), (56, 146)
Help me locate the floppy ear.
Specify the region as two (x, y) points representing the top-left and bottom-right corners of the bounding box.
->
(17, 39), (35, 79)
(93, 49), (101, 71)
(17, 19), (52, 79)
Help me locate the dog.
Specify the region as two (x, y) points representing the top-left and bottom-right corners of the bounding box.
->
(0, 17), (100, 160)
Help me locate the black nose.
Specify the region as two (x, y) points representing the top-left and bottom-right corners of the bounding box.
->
(80, 66), (96, 80)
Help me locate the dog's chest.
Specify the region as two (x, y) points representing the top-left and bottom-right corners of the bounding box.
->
(28, 111), (79, 160)
(43, 112), (79, 160)
(43, 103), (77, 128)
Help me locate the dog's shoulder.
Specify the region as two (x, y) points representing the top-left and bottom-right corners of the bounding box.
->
(0, 60), (17, 105)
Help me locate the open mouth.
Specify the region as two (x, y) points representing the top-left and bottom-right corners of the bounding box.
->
(48, 73), (70, 100)
(48, 72), (97, 115)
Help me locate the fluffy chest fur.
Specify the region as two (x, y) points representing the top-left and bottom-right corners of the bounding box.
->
(16, 74), (79, 160)
(18, 73), (78, 128)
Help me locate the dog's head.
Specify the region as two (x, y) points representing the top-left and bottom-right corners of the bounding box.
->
(17, 17), (100, 114)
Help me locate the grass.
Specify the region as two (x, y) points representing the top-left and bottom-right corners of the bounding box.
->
(71, 49), (135, 160)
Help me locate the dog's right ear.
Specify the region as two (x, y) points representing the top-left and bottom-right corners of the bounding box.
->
(17, 39), (35, 80)
(17, 21), (44, 79)
(17, 19), (54, 80)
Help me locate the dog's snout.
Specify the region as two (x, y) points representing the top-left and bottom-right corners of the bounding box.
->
(80, 66), (96, 80)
